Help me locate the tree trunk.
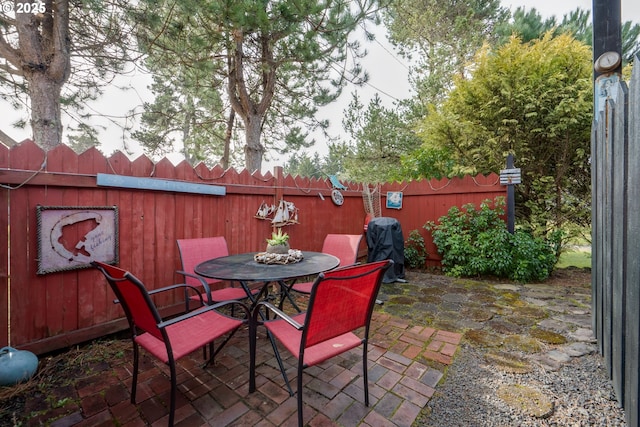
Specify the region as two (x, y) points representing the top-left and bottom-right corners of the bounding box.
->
(13, 0), (71, 150)
(29, 74), (64, 150)
(243, 114), (264, 172)
(227, 28), (272, 173)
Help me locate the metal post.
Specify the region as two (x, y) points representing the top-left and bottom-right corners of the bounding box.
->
(506, 154), (515, 234)
(592, 0), (623, 120)
(592, 0), (622, 79)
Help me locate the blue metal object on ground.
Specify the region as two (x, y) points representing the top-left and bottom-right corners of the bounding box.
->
(0, 346), (39, 386)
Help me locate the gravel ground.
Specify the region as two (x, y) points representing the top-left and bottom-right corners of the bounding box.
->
(419, 343), (626, 426)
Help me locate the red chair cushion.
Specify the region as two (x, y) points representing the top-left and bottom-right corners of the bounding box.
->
(290, 281), (313, 294)
(136, 309), (243, 363)
(190, 286), (256, 303)
(264, 314), (363, 367)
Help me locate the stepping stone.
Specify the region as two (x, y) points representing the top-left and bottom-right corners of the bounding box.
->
(555, 314), (592, 328)
(494, 284), (520, 291)
(522, 297), (547, 307)
(497, 384), (555, 418)
(562, 342), (596, 357)
(442, 293), (468, 303)
(546, 349), (572, 363)
(537, 319), (567, 331)
(568, 328), (596, 343)
(484, 350), (533, 373)
(530, 354), (562, 371)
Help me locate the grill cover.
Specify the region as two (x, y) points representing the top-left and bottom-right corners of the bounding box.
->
(366, 217), (405, 283)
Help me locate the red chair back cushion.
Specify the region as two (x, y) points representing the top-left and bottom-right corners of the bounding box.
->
(177, 237), (229, 287)
(94, 261), (164, 342)
(304, 260), (388, 348)
(322, 234), (363, 267)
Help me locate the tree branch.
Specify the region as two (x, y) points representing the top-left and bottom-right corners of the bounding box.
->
(0, 32), (22, 69)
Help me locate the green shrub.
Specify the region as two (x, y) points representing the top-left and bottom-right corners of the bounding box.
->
(404, 229), (428, 268)
(424, 197), (559, 283)
(509, 230), (559, 282)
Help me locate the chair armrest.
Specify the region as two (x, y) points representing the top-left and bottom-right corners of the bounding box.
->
(175, 270), (212, 304)
(252, 301), (303, 330)
(113, 283), (206, 306)
(148, 282), (202, 296)
(176, 270), (209, 287)
(159, 299), (250, 329)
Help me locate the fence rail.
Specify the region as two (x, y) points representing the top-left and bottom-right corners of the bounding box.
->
(592, 58), (640, 426)
(0, 140), (504, 355)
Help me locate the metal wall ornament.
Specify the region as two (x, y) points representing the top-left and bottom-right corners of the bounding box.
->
(254, 200), (299, 226)
(255, 201), (276, 219)
(331, 189), (344, 206)
(328, 175), (347, 206)
(36, 206), (119, 274)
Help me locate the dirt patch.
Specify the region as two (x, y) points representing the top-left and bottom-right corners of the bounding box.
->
(0, 337), (129, 425)
(538, 267), (591, 288)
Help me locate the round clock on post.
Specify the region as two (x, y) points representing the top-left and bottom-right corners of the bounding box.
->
(594, 51), (621, 74)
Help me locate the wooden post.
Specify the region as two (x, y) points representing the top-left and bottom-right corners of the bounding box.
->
(273, 166), (284, 232)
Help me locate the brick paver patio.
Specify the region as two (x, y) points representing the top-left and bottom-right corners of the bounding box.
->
(44, 311), (462, 427)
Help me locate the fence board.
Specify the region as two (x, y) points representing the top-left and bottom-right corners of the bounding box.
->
(0, 146), (8, 347)
(10, 143), (44, 344)
(45, 146), (75, 337)
(624, 60), (640, 427)
(611, 82), (629, 404)
(594, 112), (605, 355)
(603, 98), (614, 378)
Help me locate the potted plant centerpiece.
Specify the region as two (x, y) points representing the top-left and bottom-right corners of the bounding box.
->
(266, 228), (290, 254)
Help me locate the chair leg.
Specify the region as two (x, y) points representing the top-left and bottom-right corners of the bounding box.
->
(203, 329), (238, 368)
(279, 280), (302, 313)
(297, 363), (304, 427)
(131, 343), (139, 404)
(169, 357), (177, 427)
(249, 318), (257, 392)
(268, 328), (294, 396)
(184, 290), (190, 312)
(249, 324), (293, 395)
(363, 341), (369, 406)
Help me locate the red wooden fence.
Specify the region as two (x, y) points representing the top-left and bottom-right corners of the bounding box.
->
(0, 140), (504, 354)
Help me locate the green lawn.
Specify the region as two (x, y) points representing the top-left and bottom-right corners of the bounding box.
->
(556, 248), (591, 269)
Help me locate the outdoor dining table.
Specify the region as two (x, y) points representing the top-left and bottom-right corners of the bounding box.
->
(195, 251), (340, 395)
(194, 251), (340, 312)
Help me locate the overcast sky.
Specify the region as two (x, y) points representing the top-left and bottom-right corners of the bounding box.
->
(1, 0), (639, 169)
